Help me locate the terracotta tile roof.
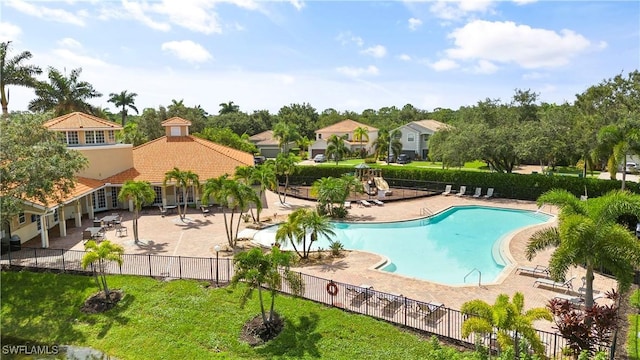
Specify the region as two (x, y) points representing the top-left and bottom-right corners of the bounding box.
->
(249, 130), (279, 146)
(412, 119), (448, 132)
(316, 119), (378, 133)
(43, 112), (122, 130)
(23, 176), (107, 208)
(161, 117), (192, 126)
(105, 135), (254, 184)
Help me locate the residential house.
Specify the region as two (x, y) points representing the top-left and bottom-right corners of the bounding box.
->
(5, 112), (253, 248)
(308, 119), (378, 158)
(392, 119), (447, 160)
(248, 130), (295, 158)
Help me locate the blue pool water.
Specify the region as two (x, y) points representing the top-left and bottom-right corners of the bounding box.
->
(253, 206), (552, 285)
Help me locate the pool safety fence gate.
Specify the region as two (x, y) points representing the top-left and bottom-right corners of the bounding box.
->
(2, 247), (608, 359)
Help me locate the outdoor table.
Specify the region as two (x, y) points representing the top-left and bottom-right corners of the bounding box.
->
(164, 205), (177, 214)
(85, 227), (104, 239)
(100, 215), (119, 226)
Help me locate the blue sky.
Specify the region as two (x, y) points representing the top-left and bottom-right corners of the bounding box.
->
(1, 0), (638, 115)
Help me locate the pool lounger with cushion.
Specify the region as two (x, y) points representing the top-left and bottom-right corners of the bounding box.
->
(516, 265), (550, 278)
(533, 276), (575, 293)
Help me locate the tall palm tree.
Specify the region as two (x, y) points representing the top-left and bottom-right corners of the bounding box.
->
(118, 180), (155, 243)
(250, 163), (277, 222)
(275, 217), (304, 258)
(81, 240), (124, 298)
(311, 177), (348, 216)
(28, 67), (102, 116)
(273, 121), (300, 154)
(219, 101), (240, 115)
(526, 189), (640, 309)
(299, 210), (335, 258)
(461, 292), (552, 356)
(390, 129), (403, 160)
(596, 119), (640, 189)
(372, 130), (389, 161)
(326, 134), (348, 165)
(353, 126), (369, 158)
(108, 90), (139, 126)
(296, 136), (312, 158)
(163, 167), (200, 221)
(274, 152), (298, 204)
(0, 41), (42, 116)
(202, 176), (261, 248)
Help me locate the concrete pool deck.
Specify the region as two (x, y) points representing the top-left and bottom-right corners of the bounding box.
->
(25, 190), (618, 332)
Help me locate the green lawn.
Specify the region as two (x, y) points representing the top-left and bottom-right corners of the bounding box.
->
(1, 271), (480, 359)
(629, 314), (640, 360)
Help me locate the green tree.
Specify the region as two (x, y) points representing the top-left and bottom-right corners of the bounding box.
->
(526, 189), (640, 309)
(390, 129), (403, 160)
(272, 121), (300, 154)
(219, 101), (240, 115)
(276, 102), (319, 139)
(0, 41), (42, 116)
(231, 247), (303, 332)
(295, 136), (312, 158)
(353, 126), (369, 158)
(274, 152), (298, 204)
(108, 90), (139, 126)
(28, 67), (102, 116)
(596, 118), (640, 189)
(81, 240), (125, 298)
(326, 134), (348, 165)
(275, 216), (304, 258)
(118, 180), (155, 243)
(163, 167), (200, 221)
(194, 127), (258, 153)
(298, 209), (335, 258)
(0, 113), (87, 235)
(461, 292), (552, 356)
(118, 122), (148, 146)
(202, 176), (261, 248)
(310, 176), (353, 217)
(250, 163), (277, 222)
(372, 129), (389, 160)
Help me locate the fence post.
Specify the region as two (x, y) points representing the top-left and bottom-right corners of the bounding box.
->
(447, 308), (451, 338)
(7, 246), (11, 265)
(148, 254), (152, 277)
(61, 249), (65, 271)
(34, 248), (38, 267)
(210, 257), (214, 282)
(178, 256), (182, 279)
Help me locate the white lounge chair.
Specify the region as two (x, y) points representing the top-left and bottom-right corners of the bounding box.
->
(372, 199), (384, 206)
(472, 187), (482, 198)
(360, 200), (372, 207)
(484, 188), (494, 199)
(442, 185), (452, 196)
(456, 186), (467, 197)
(516, 265), (550, 278)
(533, 276), (575, 293)
(554, 293), (604, 308)
(344, 201), (351, 209)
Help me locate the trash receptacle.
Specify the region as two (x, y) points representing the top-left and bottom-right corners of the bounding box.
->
(10, 235), (21, 251)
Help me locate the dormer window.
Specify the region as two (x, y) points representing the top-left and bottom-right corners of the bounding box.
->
(170, 127), (181, 136)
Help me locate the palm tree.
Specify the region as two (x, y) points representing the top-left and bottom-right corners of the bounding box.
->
(219, 101), (240, 115)
(274, 152), (298, 204)
(273, 121), (300, 154)
(0, 41), (42, 116)
(296, 136), (312, 158)
(81, 240), (125, 298)
(202, 176), (261, 248)
(275, 217), (304, 258)
(526, 189), (640, 309)
(311, 177), (348, 216)
(163, 167), (200, 221)
(326, 134), (348, 165)
(108, 90), (139, 126)
(372, 130), (389, 161)
(118, 180), (155, 243)
(299, 210), (335, 258)
(353, 126), (369, 158)
(461, 292), (552, 356)
(390, 129), (403, 160)
(251, 163), (277, 222)
(28, 67), (102, 116)
(596, 119), (640, 190)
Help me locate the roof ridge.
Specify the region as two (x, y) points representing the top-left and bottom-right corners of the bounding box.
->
(43, 111), (122, 129)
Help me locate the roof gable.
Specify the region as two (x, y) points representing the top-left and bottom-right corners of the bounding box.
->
(43, 112), (123, 130)
(161, 117), (192, 126)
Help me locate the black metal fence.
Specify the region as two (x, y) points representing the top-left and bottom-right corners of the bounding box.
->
(1, 247), (589, 359)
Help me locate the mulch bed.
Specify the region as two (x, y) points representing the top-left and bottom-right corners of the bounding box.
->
(239, 313), (284, 346)
(80, 290), (123, 314)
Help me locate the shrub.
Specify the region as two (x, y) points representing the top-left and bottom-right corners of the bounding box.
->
(329, 241), (344, 256)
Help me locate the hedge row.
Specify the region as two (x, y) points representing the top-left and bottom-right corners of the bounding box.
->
(291, 165), (640, 201)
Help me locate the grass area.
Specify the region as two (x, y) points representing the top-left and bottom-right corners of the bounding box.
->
(1, 271), (480, 359)
(629, 314), (640, 360)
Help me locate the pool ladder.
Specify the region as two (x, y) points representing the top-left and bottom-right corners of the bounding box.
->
(464, 268), (482, 287)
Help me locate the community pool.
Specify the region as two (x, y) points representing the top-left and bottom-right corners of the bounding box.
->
(252, 205), (552, 285)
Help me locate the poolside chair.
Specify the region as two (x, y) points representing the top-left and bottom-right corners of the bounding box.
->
(554, 293), (604, 308)
(372, 199), (384, 206)
(158, 205), (167, 217)
(344, 201), (351, 209)
(533, 276), (575, 293)
(442, 185), (453, 196)
(360, 200), (372, 207)
(515, 265), (550, 278)
(472, 187), (482, 198)
(200, 206), (210, 217)
(414, 301), (445, 325)
(484, 188), (494, 199)
(115, 223), (128, 237)
(456, 186), (467, 197)
(377, 293), (404, 316)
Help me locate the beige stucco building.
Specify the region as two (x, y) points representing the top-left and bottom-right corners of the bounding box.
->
(4, 112), (253, 248)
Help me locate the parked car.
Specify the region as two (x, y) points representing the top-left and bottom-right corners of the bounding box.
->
(625, 162), (638, 174)
(387, 155), (395, 163)
(254, 156), (266, 165)
(397, 154), (411, 164)
(313, 154), (327, 163)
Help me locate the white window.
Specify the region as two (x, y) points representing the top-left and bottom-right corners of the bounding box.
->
(95, 131), (105, 144)
(408, 133), (415, 142)
(63, 131), (79, 145)
(170, 127), (181, 136)
(85, 131), (95, 144)
(19, 213), (25, 224)
(108, 130), (115, 142)
(153, 186), (163, 205)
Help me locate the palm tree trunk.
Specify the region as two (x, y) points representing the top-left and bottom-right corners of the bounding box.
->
(133, 210), (139, 243)
(222, 210), (232, 247)
(257, 287), (268, 325)
(584, 266), (595, 310)
(182, 187), (189, 220)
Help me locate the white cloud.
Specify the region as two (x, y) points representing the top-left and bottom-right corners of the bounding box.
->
(52, 48), (111, 67)
(472, 59), (498, 74)
(0, 22), (21, 42)
(429, 59), (459, 71)
(288, 0), (305, 11)
(429, 0), (495, 21)
(361, 45), (387, 58)
(336, 65), (379, 77)
(6, 0), (86, 26)
(161, 40), (213, 63)
(151, 0), (222, 34)
(121, 0), (171, 32)
(57, 37), (82, 48)
(513, 0), (537, 4)
(336, 32), (364, 47)
(398, 54), (412, 61)
(408, 17), (422, 31)
(445, 20), (592, 68)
